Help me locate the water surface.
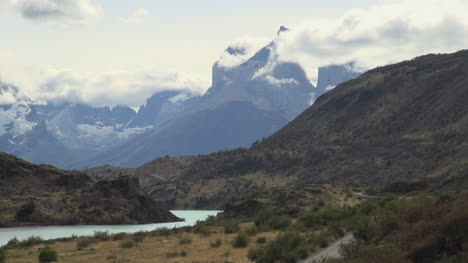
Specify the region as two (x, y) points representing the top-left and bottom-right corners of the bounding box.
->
(0, 210), (220, 246)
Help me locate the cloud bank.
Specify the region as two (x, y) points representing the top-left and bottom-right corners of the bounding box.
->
(31, 69), (209, 108)
(122, 8), (151, 25)
(270, 0), (468, 84)
(8, 0), (102, 24)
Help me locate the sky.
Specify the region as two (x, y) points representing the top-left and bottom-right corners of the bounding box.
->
(0, 0), (467, 108)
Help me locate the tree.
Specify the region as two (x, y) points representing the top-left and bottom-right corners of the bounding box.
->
(0, 248), (7, 263)
(38, 246), (58, 263)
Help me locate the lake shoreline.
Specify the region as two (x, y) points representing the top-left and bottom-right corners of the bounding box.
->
(0, 210), (221, 246)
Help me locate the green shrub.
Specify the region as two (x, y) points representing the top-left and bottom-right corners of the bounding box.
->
(193, 225), (212, 236)
(38, 246), (58, 263)
(93, 231), (110, 241)
(131, 232), (146, 243)
(111, 233), (127, 241)
(223, 221), (240, 234)
(76, 238), (95, 249)
(269, 215), (291, 230)
(166, 250), (187, 258)
(16, 201), (35, 221)
(254, 210), (273, 227)
(119, 240), (135, 248)
(0, 248), (6, 263)
(17, 236), (43, 248)
(179, 237), (192, 245)
(232, 233), (249, 248)
(6, 237), (19, 248)
(256, 237), (267, 244)
(245, 224), (259, 236)
(250, 232), (308, 263)
(210, 238), (222, 248)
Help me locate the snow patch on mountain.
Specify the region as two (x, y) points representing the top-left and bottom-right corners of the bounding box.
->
(0, 104), (37, 138)
(77, 124), (151, 140)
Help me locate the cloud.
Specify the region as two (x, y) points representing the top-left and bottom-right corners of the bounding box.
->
(9, 0), (102, 24)
(217, 37), (270, 68)
(31, 69), (209, 108)
(0, 92), (17, 105)
(256, 0), (468, 85)
(122, 8), (151, 25)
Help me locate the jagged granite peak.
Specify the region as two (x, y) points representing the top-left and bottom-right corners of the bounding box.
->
(128, 90), (200, 128)
(277, 25), (290, 35)
(316, 62), (364, 93)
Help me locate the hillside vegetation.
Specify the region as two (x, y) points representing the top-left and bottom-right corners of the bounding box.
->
(0, 153), (180, 226)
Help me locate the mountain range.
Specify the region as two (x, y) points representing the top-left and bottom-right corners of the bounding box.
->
(87, 50), (468, 209)
(0, 27), (362, 168)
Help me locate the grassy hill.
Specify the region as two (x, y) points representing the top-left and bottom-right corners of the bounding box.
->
(0, 153), (180, 226)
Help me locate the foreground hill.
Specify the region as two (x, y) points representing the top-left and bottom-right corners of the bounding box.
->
(0, 153), (180, 226)
(94, 50), (467, 209)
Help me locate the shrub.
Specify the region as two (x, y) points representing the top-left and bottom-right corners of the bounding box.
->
(166, 250), (187, 258)
(179, 237), (192, 245)
(250, 232), (308, 263)
(93, 231), (110, 241)
(224, 221), (240, 234)
(232, 233), (249, 248)
(131, 232), (146, 243)
(119, 240), (135, 248)
(254, 210), (273, 227)
(193, 225), (212, 236)
(210, 238), (222, 248)
(16, 201), (35, 221)
(111, 233), (127, 241)
(76, 238), (95, 249)
(5, 237), (19, 248)
(256, 237), (267, 244)
(0, 248), (6, 263)
(245, 224), (259, 236)
(20, 236), (43, 248)
(38, 246), (58, 263)
(269, 215), (291, 230)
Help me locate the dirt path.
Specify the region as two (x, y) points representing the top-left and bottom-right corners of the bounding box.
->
(299, 234), (354, 263)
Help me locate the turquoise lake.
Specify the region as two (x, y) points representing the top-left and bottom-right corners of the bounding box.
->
(0, 210), (221, 246)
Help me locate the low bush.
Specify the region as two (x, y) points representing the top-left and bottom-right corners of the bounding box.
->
(119, 240), (135, 248)
(249, 232), (308, 263)
(269, 215), (291, 230)
(166, 250), (187, 258)
(179, 237), (192, 245)
(210, 238), (222, 248)
(93, 231), (110, 241)
(0, 248), (6, 263)
(111, 233), (127, 241)
(223, 221), (240, 234)
(38, 246), (58, 263)
(245, 224), (259, 236)
(76, 238), (95, 249)
(256, 237), (267, 244)
(131, 232), (146, 243)
(232, 233), (249, 248)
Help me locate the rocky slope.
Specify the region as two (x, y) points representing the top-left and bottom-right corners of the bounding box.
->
(0, 153), (180, 226)
(99, 50), (467, 209)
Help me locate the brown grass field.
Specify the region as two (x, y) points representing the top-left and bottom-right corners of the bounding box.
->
(5, 229), (278, 263)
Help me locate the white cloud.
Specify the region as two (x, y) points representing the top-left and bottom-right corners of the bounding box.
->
(30, 69), (209, 108)
(217, 37), (270, 68)
(257, 0), (468, 85)
(0, 92), (17, 105)
(8, 0), (102, 24)
(122, 8), (151, 25)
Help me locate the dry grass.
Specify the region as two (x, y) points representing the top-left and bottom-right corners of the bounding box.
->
(6, 230), (279, 263)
